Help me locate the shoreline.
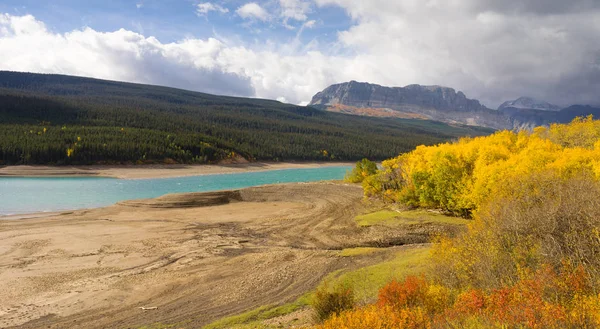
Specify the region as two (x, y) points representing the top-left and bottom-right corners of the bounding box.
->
(0, 210), (73, 220)
(0, 161), (354, 180)
(0, 180), (349, 220)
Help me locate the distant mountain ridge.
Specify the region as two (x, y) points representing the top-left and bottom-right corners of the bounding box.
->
(310, 81), (600, 130)
(498, 97), (561, 112)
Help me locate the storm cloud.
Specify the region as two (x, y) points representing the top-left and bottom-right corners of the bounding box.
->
(315, 0), (600, 107)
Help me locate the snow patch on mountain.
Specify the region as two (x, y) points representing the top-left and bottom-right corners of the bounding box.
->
(498, 97), (561, 111)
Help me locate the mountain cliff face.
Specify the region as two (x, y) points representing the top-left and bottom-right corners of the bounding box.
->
(310, 81), (511, 129)
(310, 81), (600, 130)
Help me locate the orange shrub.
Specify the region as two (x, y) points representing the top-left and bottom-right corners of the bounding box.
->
(452, 289), (485, 315)
(314, 305), (429, 329)
(377, 276), (428, 310)
(312, 266), (600, 329)
(485, 280), (567, 328)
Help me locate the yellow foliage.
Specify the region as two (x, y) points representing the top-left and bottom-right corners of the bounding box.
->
(365, 117), (600, 215)
(569, 294), (600, 327)
(314, 305), (429, 329)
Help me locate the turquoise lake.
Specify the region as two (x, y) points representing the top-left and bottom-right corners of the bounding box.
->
(0, 166), (351, 216)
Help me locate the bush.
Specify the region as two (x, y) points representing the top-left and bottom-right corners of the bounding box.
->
(345, 158), (378, 183)
(312, 282), (356, 322)
(314, 267), (600, 328)
(432, 173), (600, 291)
(377, 276), (428, 310)
(313, 305), (428, 329)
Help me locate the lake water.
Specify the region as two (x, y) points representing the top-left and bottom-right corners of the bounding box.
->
(0, 166), (351, 216)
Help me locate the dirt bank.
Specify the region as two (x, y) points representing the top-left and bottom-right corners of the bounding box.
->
(0, 162), (353, 179)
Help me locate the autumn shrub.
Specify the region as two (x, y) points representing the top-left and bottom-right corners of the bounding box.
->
(313, 305), (429, 329)
(312, 250), (600, 329)
(436, 265), (600, 328)
(345, 158), (378, 183)
(377, 276), (428, 310)
(431, 172), (600, 291)
(312, 282), (356, 322)
(371, 267), (598, 328)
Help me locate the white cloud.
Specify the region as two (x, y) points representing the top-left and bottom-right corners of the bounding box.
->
(0, 14), (348, 105)
(0, 14), (254, 97)
(2, 2), (600, 109)
(279, 0), (311, 21)
(313, 0), (600, 107)
(196, 3), (229, 16)
(303, 20), (316, 28)
(236, 3), (269, 21)
(136, 3), (143, 9)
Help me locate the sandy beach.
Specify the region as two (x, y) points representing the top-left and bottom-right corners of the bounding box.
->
(0, 162), (354, 180)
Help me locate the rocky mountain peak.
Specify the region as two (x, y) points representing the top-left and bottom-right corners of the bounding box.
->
(310, 81), (485, 111)
(309, 81), (508, 129)
(498, 97), (561, 111)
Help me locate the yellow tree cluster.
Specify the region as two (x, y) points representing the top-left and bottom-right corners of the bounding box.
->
(364, 116), (600, 216)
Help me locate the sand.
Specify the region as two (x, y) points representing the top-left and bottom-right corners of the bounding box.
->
(0, 182), (429, 329)
(0, 162), (354, 180)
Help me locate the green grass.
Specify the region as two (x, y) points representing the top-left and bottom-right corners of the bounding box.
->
(355, 209), (469, 227)
(339, 247), (383, 257)
(136, 322), (186, 329)
(321, 246), (431, 304)
(355, 210), (400, 227)
(202, 294), (312, 329)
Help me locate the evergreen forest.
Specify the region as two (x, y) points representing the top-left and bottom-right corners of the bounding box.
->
(0, 71), (493, 165)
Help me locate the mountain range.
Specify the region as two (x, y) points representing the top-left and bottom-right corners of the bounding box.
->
(0, 71), (491, 165)
(309, 81), (600, 130)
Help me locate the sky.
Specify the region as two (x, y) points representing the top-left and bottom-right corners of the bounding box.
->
(0, 0), (599, 108)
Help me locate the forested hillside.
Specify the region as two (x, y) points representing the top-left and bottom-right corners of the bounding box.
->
(0, 71), (492, 165)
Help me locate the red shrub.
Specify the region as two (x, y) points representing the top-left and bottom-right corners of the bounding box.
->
(377, 276), (429, 310)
